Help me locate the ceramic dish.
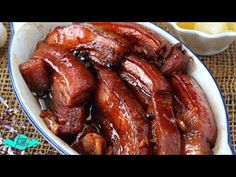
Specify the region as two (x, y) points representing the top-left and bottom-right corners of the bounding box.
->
(166, 22), (236, 56)
(9, 22), (234, 154)
(0, 23), (7, 48)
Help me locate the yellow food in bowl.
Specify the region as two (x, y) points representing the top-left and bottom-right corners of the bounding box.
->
(176, 22), (195, 29)
(177, 22), (236, 34)
(228, 23), (236, 31)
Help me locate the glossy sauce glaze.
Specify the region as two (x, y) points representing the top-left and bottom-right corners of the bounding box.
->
(95, 69), (151, 154)
(19, 22), (217, 155)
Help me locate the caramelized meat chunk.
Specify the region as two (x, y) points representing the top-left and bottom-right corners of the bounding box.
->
(46, 23), (130, 66)
(90, 22), (166, 59)
(19, 58), (50, 93)
(95, 69), (151, 155)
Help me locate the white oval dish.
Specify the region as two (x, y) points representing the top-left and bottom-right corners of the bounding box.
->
(9, 22), (234, 155)
(166, 22), (236, 56)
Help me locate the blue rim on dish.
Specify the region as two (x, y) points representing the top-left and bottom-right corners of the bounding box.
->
(8, 22), (235, 155)
(8, 22), (69, 155)
(151, 22), (235, 155)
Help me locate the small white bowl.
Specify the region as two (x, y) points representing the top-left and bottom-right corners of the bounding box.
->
(166, 22), (236, 56)
(0, 23), (7, 48)
(9, 22), (234, 154)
